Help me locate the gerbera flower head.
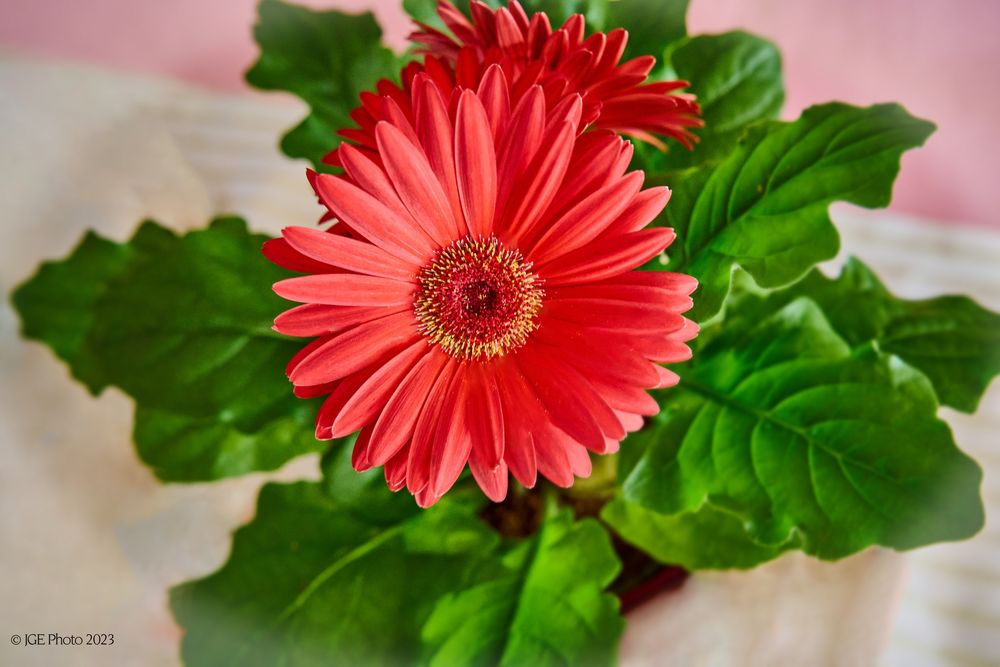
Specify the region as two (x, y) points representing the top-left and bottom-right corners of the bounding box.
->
(409, 0), (703, 148)
(266, 66), (698, 507)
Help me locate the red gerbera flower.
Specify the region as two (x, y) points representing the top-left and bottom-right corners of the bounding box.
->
(409, 0), (703, 148)
(266, 67), (697, 507)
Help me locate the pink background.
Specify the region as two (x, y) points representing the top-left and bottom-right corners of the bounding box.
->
(1, 0), (996, 228)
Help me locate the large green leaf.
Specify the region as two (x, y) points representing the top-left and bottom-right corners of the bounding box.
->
(11, 217), (321, 481)
(724, 260), (1000, 413)
(133, 406), (318, 482)
(636, 31), (784, 174)
(661, 103), (935, 321)
(172, 447), (624, 667)
(602, 498), (795, 570)
(421, 508), (623, 667)
(605, 0), (688, 61)
(621, 298), (983, 561)
(11, 229), (137, 393)
(171, 479), (497, 667)
(247, 0), (403, 170)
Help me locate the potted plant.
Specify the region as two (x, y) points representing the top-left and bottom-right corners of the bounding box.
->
(11, 1), (995, 665)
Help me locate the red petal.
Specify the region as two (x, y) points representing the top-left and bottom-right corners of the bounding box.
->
(282, 226), (416, 281)
(564, 441), (593, 478)
(330, 340), (430, 438)
(262, 238), (339, 275)
(654, 365), (681, 388)
(286, 335), (333, 377)
(384, 448), (409, 492)
(339, 143), (415, 224)
(548, 283), (693, 312)
(468, 367), (505, 466)
(406, 359), (459, 495)
(532, 425), (575, 487)
(494, 7), (524, 49)
(500, 120), (576, 244)
(528, 171), (645, 263)
(519, 344), (625, 442)
(429, 368), (475, 497)
(274, 303), (403, 338)
(537, 228), (676, 285)
(604, 186), (671, 235)
(455, 90), (498, 238)
(470, 455), (508, 502)
(290, 311), (418, 386)
(532, 316), (661, 387)
(515, 348), (608, 451)
(414, 75), (466, 236)
(477, 64), (511, 140)
(352, 427), (374, 471)
(367, 349), (449, 466)
(495, 85), (545, 208)
(273, 274), (413, 307)
(544, 298), (688, 335)
(494, 364), (538, 488)
(313, 173), (435, 265)
(535, 132), (627, 229)
(375, 121), (457, 245)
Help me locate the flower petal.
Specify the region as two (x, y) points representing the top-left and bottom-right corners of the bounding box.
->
(500, 120), (576, 244)
(330, 340), (431, 438)
(495, 85), (545, 208)
(262, 238), (339, 275)
(368, 348), (449, 466)
(430, 368), (475, 497)
(527, 171), (645, 263)
(385, 448), (409, 492)
(537, 227), (676, 286)
(273, 274), (414, 307)
(338, 143), (412, 223)
(515, 348), (608, 451)
(375, 121), (458, 244)
(519, 343), (626, 443)
(414, 75), (465, 235)
(290, 311), (418, 386)
(274, 303), (404, 338)
(406, 359), (459, 495)
(313, 173), (435, 264)
(495, 364), (539, 488)
(282, 226), (416, 281)
(543, 298), (688, 334)
(455, 90), (498, 238)
(477, 64), (511, 140)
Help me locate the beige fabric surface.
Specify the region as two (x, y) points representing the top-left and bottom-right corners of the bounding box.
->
(1, 56), (997, 666)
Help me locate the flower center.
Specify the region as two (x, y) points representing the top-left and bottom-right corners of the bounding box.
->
(415, 237), (543, 361)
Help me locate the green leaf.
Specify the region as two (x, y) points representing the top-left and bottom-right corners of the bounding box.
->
(11, 230), (136, 393)
(11, 217), (320, 481)
(171, 479), (499, 667)
(421, 509), (624, 667)
(661, 103), (935, 321)
(724, 260), (1000, 413)
(402, 0), (444, 26)
(84, 218), (295, 428)
(637, 31), (784, 174)
(623, 298), (984, 561)
(605, 0), (688, 61)
(602, 498), (795, 570)
(247, 0), (402, 170)
(521, 0), (607, 30)
(133, 405), (319, 482)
